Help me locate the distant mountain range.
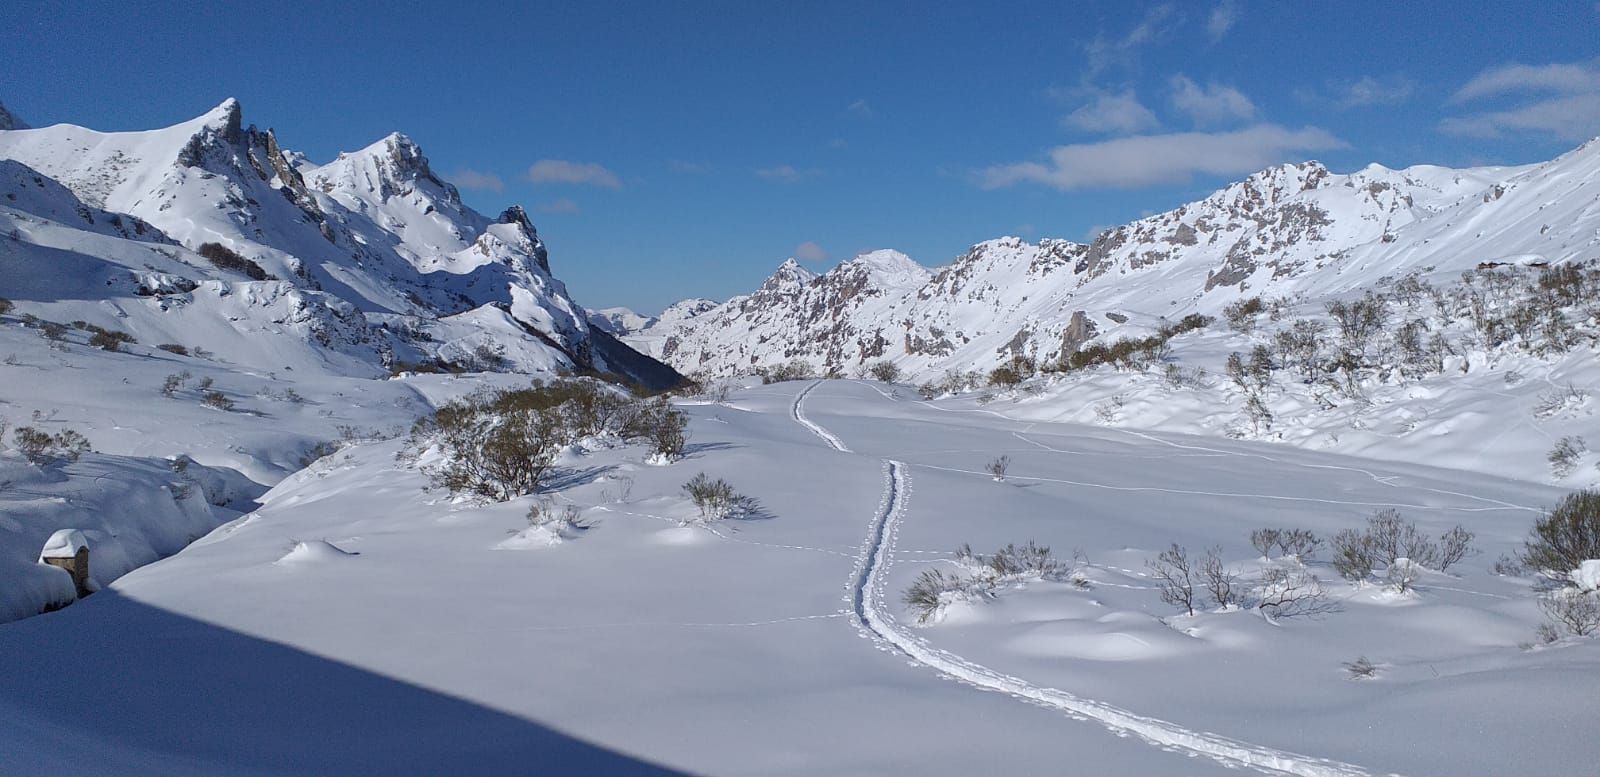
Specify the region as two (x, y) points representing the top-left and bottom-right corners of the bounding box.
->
(617, 140), (1599, 380)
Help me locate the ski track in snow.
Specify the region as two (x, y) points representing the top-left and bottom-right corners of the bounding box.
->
(798, 382), (1378, 777)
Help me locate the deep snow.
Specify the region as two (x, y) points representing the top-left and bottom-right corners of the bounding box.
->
(1, 379), (1592, 775)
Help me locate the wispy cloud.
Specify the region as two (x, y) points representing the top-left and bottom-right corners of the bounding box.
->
(1063, 90), (1159, 134)
(537, 197), (581, 214)
(1206, 0), (1238, 43)
(794, 241), (830, 263)
(1442, 59), (1600, 142)
(848, 98), (873, 118)
(526, 159), (622, 189)
(1169, 74), (1255, 125)
(1084, 3), (1177, 76)
(977, 124), (1346, 191)
(450, 168), (504, 192)
(755, 165), (817, 183)
(667, 159), (710, 174)
(1450, 60), (1600, 103)
(1297, 74), (1416, 109)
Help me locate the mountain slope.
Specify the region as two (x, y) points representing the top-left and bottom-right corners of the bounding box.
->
(0, 99), (681, 388)
(635, 147), (1597, 379)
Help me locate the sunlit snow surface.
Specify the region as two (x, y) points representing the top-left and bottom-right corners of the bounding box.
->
(2, 380), (1593, 776)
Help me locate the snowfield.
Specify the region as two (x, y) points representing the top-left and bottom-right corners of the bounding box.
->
(2, 379), (1593, 775)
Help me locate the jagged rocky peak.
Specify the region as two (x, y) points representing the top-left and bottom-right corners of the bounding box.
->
(176, 98), (245, 167)
(758, 258), (819, 293)
(0, 100), (27, 131)
(494, 205), (550, 273)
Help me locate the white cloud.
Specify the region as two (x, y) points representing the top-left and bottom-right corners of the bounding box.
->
(1063, 90), (1159, 134)
(1451, 60), (1600, 103)
(1085, 4), (1177, 75)
(1169, 74), (1255, 125)
(848, 99), (873, 118)
(1443, 60), (1600, 142)
(794, 241), (830, 263)
(1306, 75), (1416, 109)
(977, 124), (1346, 191)
(1440, 93), (1600, 142)
(451, 168), (504, 192)
(756, 165), (816, 183)
(1206, 0), (1238, 43)
(526, 159), (622, 189)
(537, 197), (581, 214)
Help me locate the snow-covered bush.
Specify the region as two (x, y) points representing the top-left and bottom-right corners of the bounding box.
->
(526, 498), (590, 535)
(1522, 489), (1600, 584)
(681, 473), (759, 524)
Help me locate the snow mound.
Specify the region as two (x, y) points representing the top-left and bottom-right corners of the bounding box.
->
(275, 540), (358, 565)
(37, 529), (88, 561)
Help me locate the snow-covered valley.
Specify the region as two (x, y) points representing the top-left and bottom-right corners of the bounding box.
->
(2, 380), (1591, 775)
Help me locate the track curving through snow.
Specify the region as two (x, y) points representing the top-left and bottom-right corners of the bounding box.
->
(795, 380), (1378, 777)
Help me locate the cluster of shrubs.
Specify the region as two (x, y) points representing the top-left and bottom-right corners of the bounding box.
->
(757, 359), (819, 384)
(69, 321), (137, 352)
(1329, 509), (1473, 591)
(406, 379), (687, 502)
(197, 242), (272, 281)
(904, 541), (1082, 623)
(1145, 542), (1333, 619)
(1056, 313), (1213, 374)
(7, 423), (92, 465)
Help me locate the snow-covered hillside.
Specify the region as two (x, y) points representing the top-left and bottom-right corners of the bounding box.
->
(0, 99), (681, 387)
(635, 144), (1600, 379)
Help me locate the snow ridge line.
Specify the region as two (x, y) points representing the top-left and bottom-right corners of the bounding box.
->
(793, 380), (851, 452)
(854, 461), (1374, 777)
(795, 387), (1377, 777)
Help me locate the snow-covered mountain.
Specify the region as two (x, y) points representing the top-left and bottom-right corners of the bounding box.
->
(635, 144), (1600, 379)
(0, 98), (681, 388)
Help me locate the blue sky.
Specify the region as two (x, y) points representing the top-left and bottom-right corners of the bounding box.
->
(5, 1), (1600, 312)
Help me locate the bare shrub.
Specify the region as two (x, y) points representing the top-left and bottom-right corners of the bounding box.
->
(12, 426), (91, 465)
(1148, 543), (1197, 616)
(1548, 436), (1587, 478)
(1437, 525), (1475, 571)
(201, 390), (235, 411)
(1522, 489), (1600, 584)
(1200, 547), (1238, 608)
(866, 361), (901, 383)
(413, 394), (567, 502)
(1491, 553), (1525, 577)
(87, 328), (135, 351)
(1249, 528), (1282, 558)
(1254, 566), (1336, 618)
(682, 473), (759, 523)
(1224, 296), (1265, 333)
(904, 569), (972, 623)
(1331, 528), (1379, 582)
(1386, 557), (1421, 593)
(157, 343), (189, 356)
(635, 397), (688, 461)
(1277, 529), (1323, 561)
(197, 242), (271, 280)
(160, 371), (190, 398)
(1343, 656), (1378, 679)
(527, 498), (591, 534)
(1540, 590), (1600, 636)
(985, 455), (1011, 482)
(759, 360), (814, 384)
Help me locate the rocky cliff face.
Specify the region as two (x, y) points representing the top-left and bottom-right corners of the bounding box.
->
(633, 146), (1597, 380)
